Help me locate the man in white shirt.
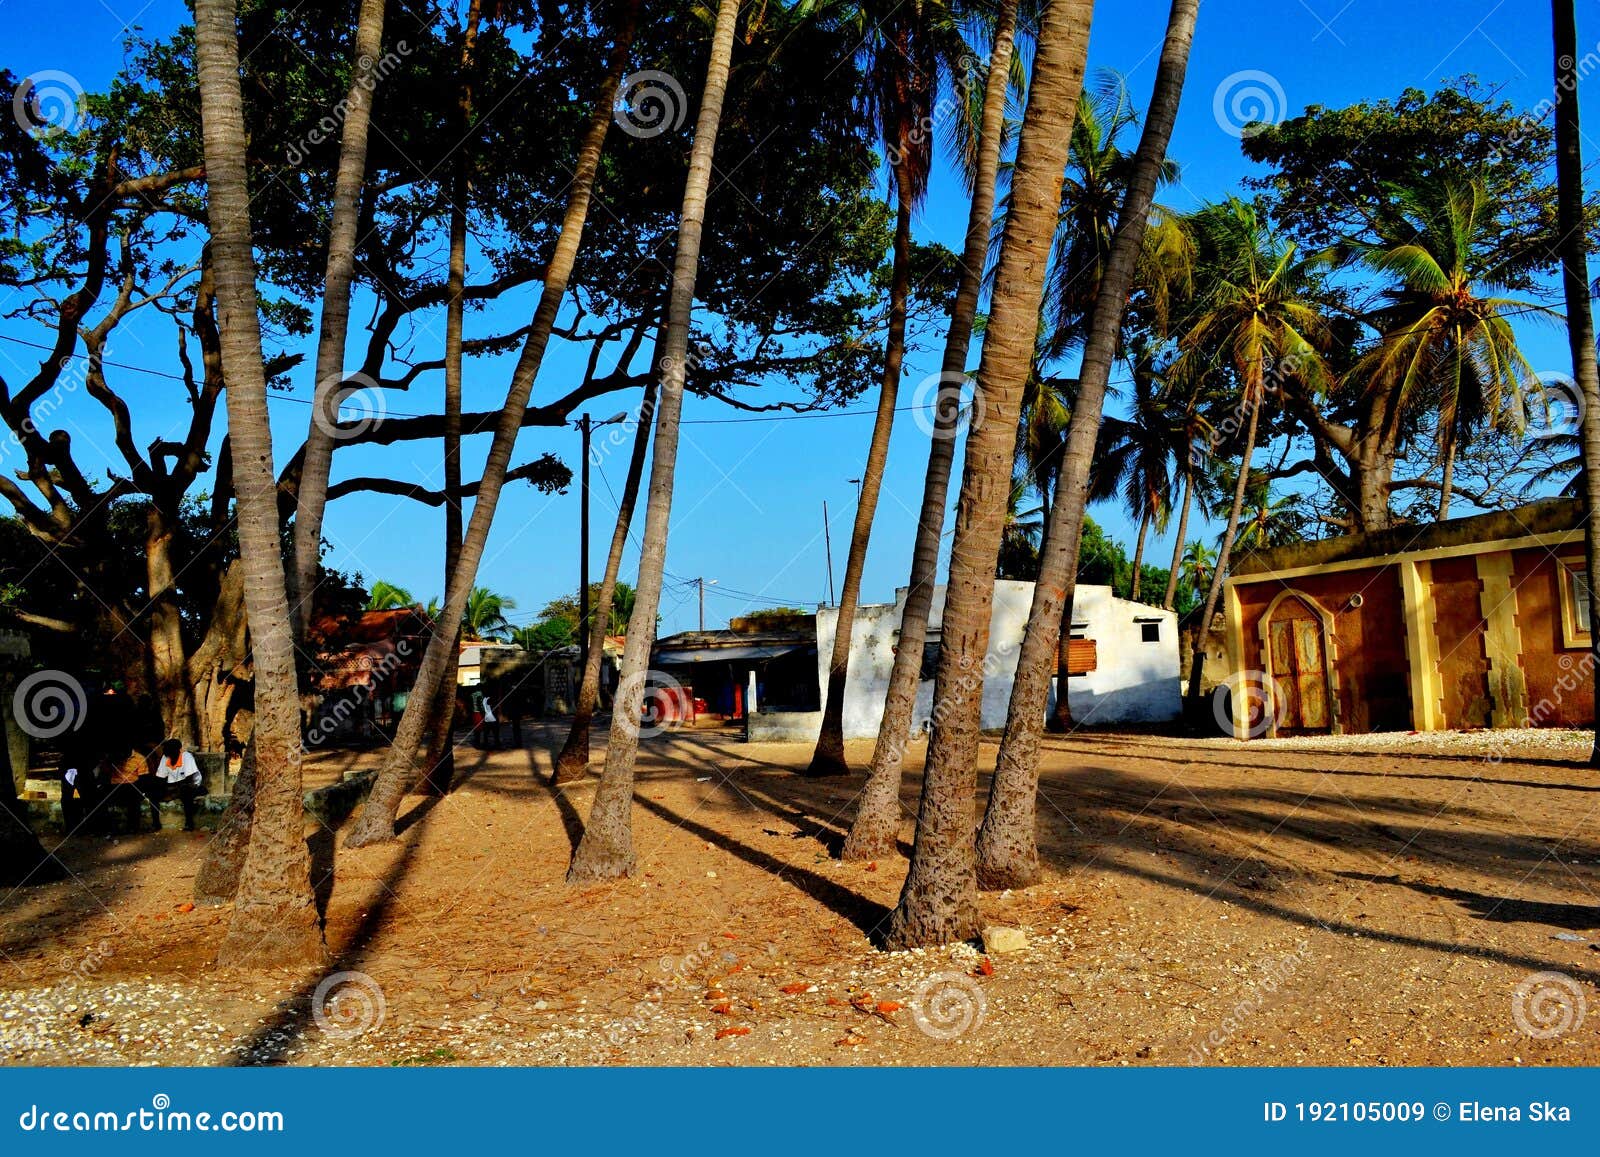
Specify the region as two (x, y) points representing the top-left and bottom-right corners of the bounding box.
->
(154, 737), (204, 831)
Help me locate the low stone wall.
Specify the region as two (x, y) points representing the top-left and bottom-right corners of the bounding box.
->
(302, 770), (377, 829)
(746, 709), (823, 743)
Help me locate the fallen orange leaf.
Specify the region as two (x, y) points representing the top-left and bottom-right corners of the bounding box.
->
(877, 1001), (903, 1013)
(825, 997), (847, 1007)
(779, 982), (810, 995)
(722, 932), (738, 940)
(175, 902), (195, 914)
(865, 861), (878, 872)
(710, 1003), (733, 1015)
(974, 957), (995, 977)
(714, 1027), (750, 1040)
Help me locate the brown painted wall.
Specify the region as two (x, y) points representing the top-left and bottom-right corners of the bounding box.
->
(1511, 549), (1594, 727)
(1235, 566), (1410, 733)
(1429, 556), (1491, 728)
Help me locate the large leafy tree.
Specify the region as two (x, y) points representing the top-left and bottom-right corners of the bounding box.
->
(1330, 178), (1543, 521)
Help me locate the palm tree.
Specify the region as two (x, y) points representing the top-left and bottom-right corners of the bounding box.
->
(461, 586), (517, 641)
(1162, 393), (1214, 609)
(974, 0), (1201, 892)
(807, 0), (973, 777)
(998, 473), (1045, 578)
(1551, 0), (1600, 765)
(554, 386), (655, 784)
(193, 0), (326, 965)
(366, 580), (417, 611)
(1341, 178), (1542, 520)
(1093, 363), (1181, 601)
(289, 0), (390, 637)
(419, 0), (487, 799)
(841, 0), (1019, 860)
(1178, 539), (1216, 596)
(344, 4), (639, 848)
(882, 0), (1097, 949)
(565, 0), (745, 880)
(1179, 198), (1333, 719)
(1039, 71), (1181, 363)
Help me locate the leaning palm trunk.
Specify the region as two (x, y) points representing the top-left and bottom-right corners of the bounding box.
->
(976, 0), (1201, 890)
(419, 0), (485, 794)
(194, 0), (327, 966)
(1163, 470), (1193, 609)
(553, 379), (658, 784)
(840, 0), (1018, 860)
(1552, 0), (1600, 767)
(1129, 506), (1150, 599)
(1182, 397), (1259, 720)
(566, 0), (743, 881)
(344, 13), (636, 847)
(882, 0), (1097, 950)
(289, 0), (390, 637)
(1437, 425), (1457, 520)
(806, 181), (914, 776)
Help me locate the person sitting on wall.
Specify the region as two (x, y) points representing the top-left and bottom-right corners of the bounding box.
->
(107, 746), (155, 834)
(151, 737), (204, 831)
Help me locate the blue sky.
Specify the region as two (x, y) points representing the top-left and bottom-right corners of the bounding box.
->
(2, 0), (1596, 635)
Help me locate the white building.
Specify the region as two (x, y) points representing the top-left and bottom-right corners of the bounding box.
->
(747, 580), (1179, 741)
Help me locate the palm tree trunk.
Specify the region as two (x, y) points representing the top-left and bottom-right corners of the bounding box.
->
(1552, 0), (1600, 767)
(840, 0), (1018, 861)
(344, 3), (638, 847)
(419, 0), (484, 796)
(567, 0), (743, 881)
(807, 173), (915, 777)
(1163, 470), (1193, 609)
(289, 0), (389, 638)
(1045, 590), (1077, 732)
(194, 0), (327, 966)
(976, 0), (1201, 891)
(553, 379), (657, 784)
(1184, 395), (1259, 720)
(1437, 431), (1456, 520)
(1129, 506), (1150, 600)
(883, 0), (1096, 949)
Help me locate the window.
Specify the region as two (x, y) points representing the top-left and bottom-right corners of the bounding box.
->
(1140, 621), (1161, 644)
(1559, 559), (1592, 648)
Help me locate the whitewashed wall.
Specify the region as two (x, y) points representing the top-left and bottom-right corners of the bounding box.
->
(750, 580), (1179, 741)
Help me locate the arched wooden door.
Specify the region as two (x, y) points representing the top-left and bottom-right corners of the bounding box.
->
(1267, 596), (1331, 733)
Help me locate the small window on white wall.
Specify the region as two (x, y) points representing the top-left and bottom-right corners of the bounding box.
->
(1140, 621), (1161, 643)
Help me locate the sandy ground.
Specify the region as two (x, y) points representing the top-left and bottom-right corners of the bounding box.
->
(2, 721), (1599, 1067)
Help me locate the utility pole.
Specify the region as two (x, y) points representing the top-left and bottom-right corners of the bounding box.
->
(822, 500), (836, 606)
(578, 414), (592, 677)
(694, 577), (718, 631)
